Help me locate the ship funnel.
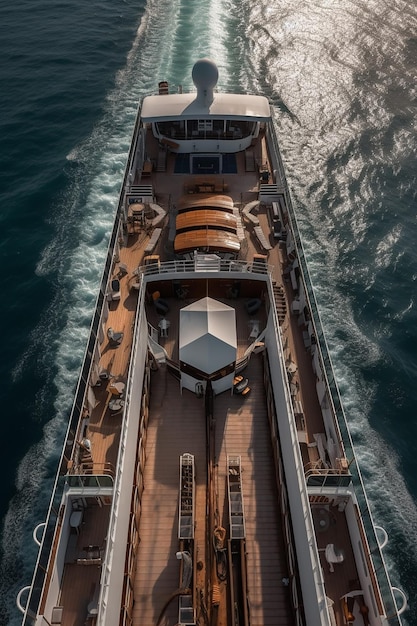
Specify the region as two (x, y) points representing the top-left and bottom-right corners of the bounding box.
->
(192, 58), (218, 106)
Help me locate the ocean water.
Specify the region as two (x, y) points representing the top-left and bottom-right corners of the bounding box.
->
(0, 0), (416, 623)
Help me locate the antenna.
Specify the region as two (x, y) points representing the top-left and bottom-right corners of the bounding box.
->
(192, 58), (219, 106)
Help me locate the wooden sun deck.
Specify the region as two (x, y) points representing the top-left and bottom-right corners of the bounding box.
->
(74, 132), (274, 483)
(59, 503), (111, 625)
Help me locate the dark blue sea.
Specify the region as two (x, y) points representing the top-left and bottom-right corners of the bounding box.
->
(0, 0), (416, 623)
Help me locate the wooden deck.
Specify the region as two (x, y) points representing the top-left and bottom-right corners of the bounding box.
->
(133, 371), (207, 626)
(214, 355), (293, 625)
(53, 128), (359, 626)
(132, 353), (292, 626)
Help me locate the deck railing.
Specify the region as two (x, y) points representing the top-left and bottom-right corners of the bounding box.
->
(137, 256), (273, 278)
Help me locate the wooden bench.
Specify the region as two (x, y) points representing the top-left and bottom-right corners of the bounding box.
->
(184, 178), (228, 194)
(254, 226), (272, 251)
(144, 228), (162, 254)
(141, 160), (153, 178)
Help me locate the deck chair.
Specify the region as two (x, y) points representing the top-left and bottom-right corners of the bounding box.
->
(107, 327), (123, 346)
(117, 263), (128, 277)
(245, 298), (262, 315)
(325, 543), (344, 572)
(110, 279), (121, 301)
(249, 320), (260, 339)
(51, 607), (63, 624)
(151, 290), (169, 315)
(173, 281), (188, 299)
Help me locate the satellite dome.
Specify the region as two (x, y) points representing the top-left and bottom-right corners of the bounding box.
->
(192, 59), (218, 105)
(192, 58), (219, 90)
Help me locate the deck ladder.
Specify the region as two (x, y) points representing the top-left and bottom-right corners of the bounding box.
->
(227, 456), (246, 539)
(178, 453), (195, 539)
(178, 454), (196, 626)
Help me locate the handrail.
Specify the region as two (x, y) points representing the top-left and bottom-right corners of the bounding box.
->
(137, 257), (273, 278)
(69, 461), (115, 479)
(304, 464), (349, 479)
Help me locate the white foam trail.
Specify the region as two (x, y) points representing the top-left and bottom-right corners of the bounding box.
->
(375, 224), (403, 270)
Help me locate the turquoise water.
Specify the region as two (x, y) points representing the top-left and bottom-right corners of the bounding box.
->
(0, 0), (416, 623)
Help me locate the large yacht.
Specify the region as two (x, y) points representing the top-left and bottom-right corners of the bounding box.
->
(17, 59), (407, 626)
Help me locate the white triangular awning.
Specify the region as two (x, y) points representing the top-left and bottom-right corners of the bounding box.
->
(179, 297), (237, 374)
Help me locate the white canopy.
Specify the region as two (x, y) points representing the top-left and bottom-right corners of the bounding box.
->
(179, 297), (237, 374)
(141, 92), (271, 122)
